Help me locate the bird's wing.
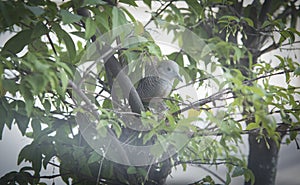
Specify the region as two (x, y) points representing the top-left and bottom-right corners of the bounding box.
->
(136, 76), (171, 102)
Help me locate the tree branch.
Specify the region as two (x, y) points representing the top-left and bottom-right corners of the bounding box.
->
(173, 68), (295, 116)
(102, 46), (145, 113)
(244, 69), (294, 85)
(257, 42), (280, 57)
(172, 88), (232, 116)
(68, 80), (98, 116)
(46, 32), (57, 56)
(37, 173), (69, 179)
(258, 0), (272, 25)
(145, 0), (175, 27)
(175, 159), (238, 167)
(76, 7), (145, 113)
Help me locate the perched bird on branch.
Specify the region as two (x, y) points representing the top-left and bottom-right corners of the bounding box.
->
(129, 60), (183, 113)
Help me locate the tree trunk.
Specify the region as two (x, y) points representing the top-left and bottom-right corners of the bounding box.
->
(240, 54), (280, 185)
(245, 132), (279, 185)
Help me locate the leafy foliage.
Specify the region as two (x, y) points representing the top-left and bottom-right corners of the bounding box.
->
(0, 0), (299, 185)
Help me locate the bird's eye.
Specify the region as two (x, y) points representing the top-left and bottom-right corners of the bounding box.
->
(167, 67), (171, 71)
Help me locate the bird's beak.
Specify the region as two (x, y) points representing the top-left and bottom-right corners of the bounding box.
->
(176, 74), (183, 82)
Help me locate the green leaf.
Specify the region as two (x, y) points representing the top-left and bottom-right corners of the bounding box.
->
(85, 17), (97, 39)
(250, 86), (265, 97)
(112, 7), (127, 29)
(242, 17), (254, 27)
(24, 96), (34, 117)
(137, 168), (147, 177)
(24, 5), (45, 16)
(59, 69), (69, 94)
(17, 141), (42, 174)
(82, 0), (106, 6)
(261, 20), (271, 28)
(52, 23), (76, 61)
(43, 99), (51, 115)
(201, 44), (211, 58)
(127, 166), (137, 174)
(143, 0), (151, 8)
(119, 0), (138, 6)
(168, 52), (184, 67)
(81, 164), (93, 177)
(233, 46), (243, 61)
(226, 172), (232, 184)
(2, 79), (18, 95)
(279, 30), (293, 43)
(1, 29), (32, 55)
(246, 122), (260, 130)
(211, 62), (217, 73)
(121, 6), (136, 22)
(143, 131), (155, 144)
(2, 101), (13, 130)
(31, 119), (41, 136)
(248, 50), (253, 68)
(55, 61), (73, 76)
(32, 22), (49, 39)
(123, 35), (148, 48)
(187, 0), (202, 17)
(42, 149), (55, 169)
(25, 74), (48, 95)
(275, 55), (284, 64)
(28, 39), (48, 53)
(166, 113), (175, 126)
(294, 67), (300, 76)
(287, 28), (300, 37)
(88, 152), (102, 164)
(147, 42), (162, 57)
(244, 168), (255, 185)
(19, 84), (34, 116)
(18, 145), (32, 165)
(97, 123), (108, 137)
(102, 99), (112, 109)
(232, 166), (245, 177)
(60, 9), (82, 24)
(31, 150), (42, 174)
(220, 15), (239, 22)
(71, 31), (85, 39)
(290, 130), (297, 140)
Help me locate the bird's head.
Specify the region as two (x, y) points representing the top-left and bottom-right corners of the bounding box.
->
(157, 60), (183, 82)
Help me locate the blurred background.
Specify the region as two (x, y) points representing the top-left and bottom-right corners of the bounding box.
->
(1, 1), (299, 184)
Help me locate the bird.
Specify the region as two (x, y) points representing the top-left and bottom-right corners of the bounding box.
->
(129, 60), (183, 113)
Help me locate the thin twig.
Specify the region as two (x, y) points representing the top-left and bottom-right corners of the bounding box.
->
(244, 69), (294, 85)
(37, 173), (70, 179)
(173, 75), (221, 91)
(172, 88), (232, 116)
(173, 69), (295, 116)
(46, 33), (57, 56)
(295, 139), (300, 150)
(194, 165), (226, 184)
(144, 0), (175, 27)
(96, 140), (111, 185)
(68, 79), (132, 164)
(258, 42), (280, 56)
(175, 159), (238, 167)
(68, 80), (98, 116)
(281, 40), (300, 46)
(280, 47), (300, 50)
